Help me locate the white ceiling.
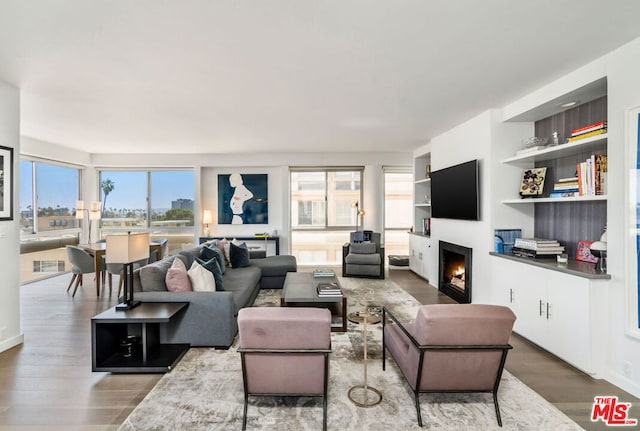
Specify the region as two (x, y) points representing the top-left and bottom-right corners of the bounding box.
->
(1, 1), (640, 155)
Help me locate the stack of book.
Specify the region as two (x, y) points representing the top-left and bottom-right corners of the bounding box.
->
(312, 268), (335, 278)
(576, 154), (608, 196)
(512, 238), (565, 258)
(316, 282), (343, 297)
(568, 121), (607, 142)
(550, 177), (579, 198)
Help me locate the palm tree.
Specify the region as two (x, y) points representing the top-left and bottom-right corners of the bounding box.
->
(101, 179), (115, 217)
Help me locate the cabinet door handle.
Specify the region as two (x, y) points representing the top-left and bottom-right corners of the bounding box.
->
(509, 288), (513, 303)
(546, 302), (551, 319)
(539, 300), (544, 317)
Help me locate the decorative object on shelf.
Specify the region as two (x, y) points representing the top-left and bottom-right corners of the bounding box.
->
(106, 232), (150, 311)
(494, 229), (521, 254)
(0, 145), (14, 220)
(425, 164), (431, 179)
(551, 131), (560, 147)
(519, 167), (547, 197)
(202, 209), (212, 237)
(521, 136), (549, 148)
(421, 217), (431, 235)
(589, 228), (607, 273)
(218, 173), (268, 225)
(576, 240), (598, 263)
(556, 253), (568, 264)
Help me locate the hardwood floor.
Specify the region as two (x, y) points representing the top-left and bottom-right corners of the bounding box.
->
(0, 268), (637, 430)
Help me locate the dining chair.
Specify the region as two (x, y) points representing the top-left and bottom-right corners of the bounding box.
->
(66, 245), (97, 297)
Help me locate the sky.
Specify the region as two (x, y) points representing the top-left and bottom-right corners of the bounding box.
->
(20, 162), (194, 212)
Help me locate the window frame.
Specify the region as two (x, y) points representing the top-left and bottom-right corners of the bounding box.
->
(290, 166), (364, 231)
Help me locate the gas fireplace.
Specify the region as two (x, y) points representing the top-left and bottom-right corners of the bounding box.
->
(438, 241), (472, 303)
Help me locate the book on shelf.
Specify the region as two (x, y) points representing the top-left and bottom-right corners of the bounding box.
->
(571, 121), (607, 137)
(549, 191), (579, 198)
(512, 247), (563, 258)
(313, 268), (336, 278)
(557, 176), (579, 183)
(576, 154), (607, 196)
(553, 183), (578, 190)
(567, 128), (606, 142)
(254, 233), (270, 238)
(514, 238), (563, 251)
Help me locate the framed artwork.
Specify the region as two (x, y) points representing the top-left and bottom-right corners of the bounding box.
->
(576, 240), (598, 263)
(519, 167), (547, 197)
(0, 145), (14, 220)
(217, 173), (268, 224)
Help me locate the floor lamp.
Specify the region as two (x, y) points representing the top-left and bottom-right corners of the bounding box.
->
(107, 232), (149, 311)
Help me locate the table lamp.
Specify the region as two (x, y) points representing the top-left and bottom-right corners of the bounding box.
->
(202, 210), (212, 237)
(107, 232), (150, 311)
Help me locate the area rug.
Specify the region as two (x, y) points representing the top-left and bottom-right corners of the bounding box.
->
(118, 277), (583, 431)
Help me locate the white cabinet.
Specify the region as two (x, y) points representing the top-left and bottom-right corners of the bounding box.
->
(409, 234), (433, 282)
(491, 256), (606, 376)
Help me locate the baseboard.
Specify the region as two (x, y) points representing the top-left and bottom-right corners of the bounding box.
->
(0, 333), (24, 353)
(604, 370), (640, 399)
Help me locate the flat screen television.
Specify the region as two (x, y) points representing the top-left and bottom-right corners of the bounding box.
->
(430, 159), (480, 221)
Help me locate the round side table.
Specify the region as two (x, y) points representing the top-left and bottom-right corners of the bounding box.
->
(348, 310), (382, 407)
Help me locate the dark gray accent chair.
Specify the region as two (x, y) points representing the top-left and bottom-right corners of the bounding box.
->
(342, 232), (384, 279)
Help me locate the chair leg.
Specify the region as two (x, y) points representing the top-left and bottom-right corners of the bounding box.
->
(72, 275), (82, 297)
(242, 394), (248, 431)
(108, 273), (113, 295)
(493, 391), (503, 427)
(117, 276), (124, 298)
(323, 393), (328, 431)
(67, 274), (77, 292)
(415, 390), (423, 427)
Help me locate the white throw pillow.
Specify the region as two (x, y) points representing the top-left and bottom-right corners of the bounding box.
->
(187, 260), (216, 292)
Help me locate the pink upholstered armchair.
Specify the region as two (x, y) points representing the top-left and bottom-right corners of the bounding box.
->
(382, 304), (516, 427)
(238, 307), (332, 431)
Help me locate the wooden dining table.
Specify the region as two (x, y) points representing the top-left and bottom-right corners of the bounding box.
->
(78, 241), (163, 296)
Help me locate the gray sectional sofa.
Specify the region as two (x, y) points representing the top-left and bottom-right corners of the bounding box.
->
(131, 242), (297, 348)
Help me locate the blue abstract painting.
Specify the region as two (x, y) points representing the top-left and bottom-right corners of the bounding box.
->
(218, 174), (268, 224)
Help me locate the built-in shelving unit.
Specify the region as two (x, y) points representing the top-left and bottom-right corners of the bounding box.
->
(413, 153), (431, 236)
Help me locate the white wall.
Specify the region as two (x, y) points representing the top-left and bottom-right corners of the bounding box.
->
(0, 80), (23, 353)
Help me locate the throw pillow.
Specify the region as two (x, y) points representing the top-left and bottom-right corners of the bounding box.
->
(350, 242), (377, 254)
(196, 257), (225, 291)
(187, 260), (216, 292)
(165, 257), (192, 292)
(216, 238), (230, 265)
(230, 241), (251, 268)
(199, 244), (226, 274)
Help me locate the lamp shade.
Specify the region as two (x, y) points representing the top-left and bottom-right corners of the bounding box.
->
(76, 200), (85, 219)
(89, 201), (101, 220)
(202, 210), (213, 225)
(106, 232), (150, 264)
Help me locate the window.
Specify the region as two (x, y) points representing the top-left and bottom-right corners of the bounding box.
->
(19, 159), (81, 282)
(33, 260), (66, 273)
(291, 168), (362, 265)
(99, 169), (195, 255)
(20, 161), (80, 234)
(383, 167), (413, 259)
